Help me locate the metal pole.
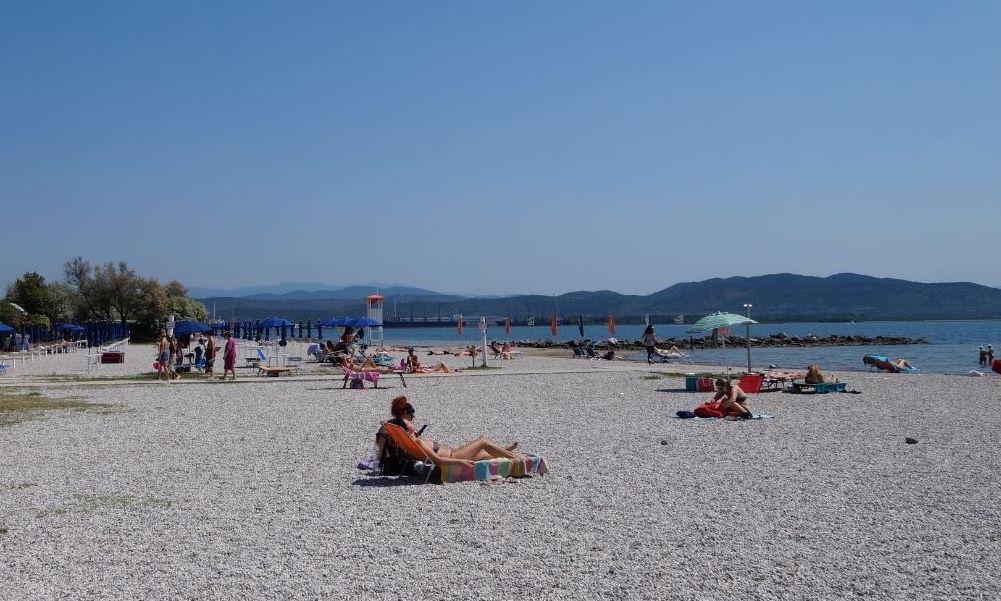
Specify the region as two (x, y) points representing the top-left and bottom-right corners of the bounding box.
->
(744, 303), (753, 373)
(480, 317), (488, 368)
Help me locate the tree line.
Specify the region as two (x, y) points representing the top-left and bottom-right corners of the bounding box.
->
(1, 257), (207, 338)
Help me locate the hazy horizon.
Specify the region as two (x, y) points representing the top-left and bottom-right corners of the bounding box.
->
(3, 2), (999, 294)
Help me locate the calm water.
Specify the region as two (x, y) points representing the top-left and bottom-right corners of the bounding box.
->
(367, 321), (1001, 374)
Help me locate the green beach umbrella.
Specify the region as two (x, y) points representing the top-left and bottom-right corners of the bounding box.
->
(688, 312), (758, 372)
(686, 312), (757, 333)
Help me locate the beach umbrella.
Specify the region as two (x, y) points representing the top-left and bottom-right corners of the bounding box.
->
(0, 323), (13, 334)
(687, 312), (756, 333)
(688, 312), (758, 369)
(318, 317), (348, 328)
(549, 315), (558, 337)
(60, 324), (85, 332)
(172, 320), (212, 336)
(259, 317), (294, 328)
(607, 314), (616, 337)
(347, 317), (380, 328)
(578, 315), (585, 338)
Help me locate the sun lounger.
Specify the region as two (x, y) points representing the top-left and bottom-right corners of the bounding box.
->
(381, 423), (548, 484)
(790, 379), (847, 394)
(341, 365), (380, 389)
(257, 364), (292, 377)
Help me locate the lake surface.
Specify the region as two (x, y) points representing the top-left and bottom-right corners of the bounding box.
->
(365, 320), (1001, 375)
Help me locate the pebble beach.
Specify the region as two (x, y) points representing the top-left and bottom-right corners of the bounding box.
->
(1, 344), (999, 600)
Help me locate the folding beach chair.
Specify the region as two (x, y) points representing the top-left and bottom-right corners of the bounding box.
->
(341, 365), (379, 389)
(382, 422), (437, 483)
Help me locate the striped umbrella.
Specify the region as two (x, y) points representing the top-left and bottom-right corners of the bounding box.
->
(687, 312), (756, 333)
(688, 312), (757, 368)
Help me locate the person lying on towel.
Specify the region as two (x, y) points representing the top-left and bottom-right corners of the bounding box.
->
(712, 378), (753, 419)
(377, 396), (520, 469)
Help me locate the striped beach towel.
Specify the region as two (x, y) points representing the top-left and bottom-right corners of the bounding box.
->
(439, 455), (549, 484)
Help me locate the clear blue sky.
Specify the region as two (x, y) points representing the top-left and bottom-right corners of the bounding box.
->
(2, 1), (999, 295)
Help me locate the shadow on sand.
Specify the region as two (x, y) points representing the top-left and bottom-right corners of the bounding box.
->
(351, 476), (430, 487)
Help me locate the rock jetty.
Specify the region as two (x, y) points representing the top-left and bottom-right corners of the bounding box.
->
(514, 333), (928, 350)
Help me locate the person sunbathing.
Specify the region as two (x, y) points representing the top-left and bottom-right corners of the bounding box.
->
(804, 365), (838, 384)
(379, 396), (519, 468)
(654, 345), (684, 358)
(712, 378), (753, 418)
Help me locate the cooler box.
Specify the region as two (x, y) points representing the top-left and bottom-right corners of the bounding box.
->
(738, 373), (764, 394)
(684, 373), (699, 391)
(100, 351), (125, 364)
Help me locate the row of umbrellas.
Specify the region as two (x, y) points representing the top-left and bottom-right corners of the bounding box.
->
(168, 316), (380, 337)
(0, 323), (87, 334)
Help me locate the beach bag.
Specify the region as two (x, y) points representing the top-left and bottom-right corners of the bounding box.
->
(153, 360), (161, 371)
(349, 377), (365, 389)
(694, 402), (725, 418)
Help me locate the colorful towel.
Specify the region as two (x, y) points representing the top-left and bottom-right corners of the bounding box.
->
(438, 455), (549, 484)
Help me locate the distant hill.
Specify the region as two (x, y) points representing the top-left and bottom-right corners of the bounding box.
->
(194, 273), (1001, 322)
(190, 282), (451, 300)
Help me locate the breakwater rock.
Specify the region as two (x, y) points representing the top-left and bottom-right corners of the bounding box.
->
(513, 333), (928, 350)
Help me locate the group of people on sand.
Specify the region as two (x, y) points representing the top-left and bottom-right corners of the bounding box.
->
(374, 395), (520, 472)
(156, 330), (236, 381)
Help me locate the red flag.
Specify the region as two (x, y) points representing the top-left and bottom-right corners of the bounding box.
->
(608, 314), (616, 336)
(457, 316), (464, 336)
(504, 317), (511, 335)
(550, 315), (558, 336)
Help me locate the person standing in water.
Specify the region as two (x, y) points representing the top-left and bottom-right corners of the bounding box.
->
(222, 331), (237, 380)
(988, 345), (995, 365)
(642, 325), (657, 364)
(980, 346), (988, 366)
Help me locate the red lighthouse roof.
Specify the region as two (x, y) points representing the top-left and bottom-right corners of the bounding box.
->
(367, 293), (384, 301)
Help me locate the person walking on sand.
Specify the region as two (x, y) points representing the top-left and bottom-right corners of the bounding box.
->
(204, 333), (216, 376)
(642, 325), (657, 364)
(157, 331), (171, 381)
(222, 331), (237, 380)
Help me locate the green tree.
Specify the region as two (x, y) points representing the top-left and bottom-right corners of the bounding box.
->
(6, 272), (53, 319)
(93, 262), (142, 326)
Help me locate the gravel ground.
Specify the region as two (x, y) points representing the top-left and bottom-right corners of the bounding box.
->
(1, 354), (999, 600)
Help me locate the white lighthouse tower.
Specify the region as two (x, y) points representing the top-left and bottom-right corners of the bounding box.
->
(366, 293), (385, 347)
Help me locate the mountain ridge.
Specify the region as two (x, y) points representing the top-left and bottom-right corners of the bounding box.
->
(194, 273), (1001, 322)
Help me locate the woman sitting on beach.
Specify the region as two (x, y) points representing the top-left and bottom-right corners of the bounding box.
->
(377, 396), (520, 469)
(892, 358), (913, 370)
(804, 365), (838, 384)
(712, 378), (753, 419)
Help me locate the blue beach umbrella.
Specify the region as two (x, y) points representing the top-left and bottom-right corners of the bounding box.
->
(173, 320), (212, 336)
(60, 324), (85, 332)
(259, 317), (294, 328)
(318, 317), (348, 328)
(0, 323), (13, 334)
